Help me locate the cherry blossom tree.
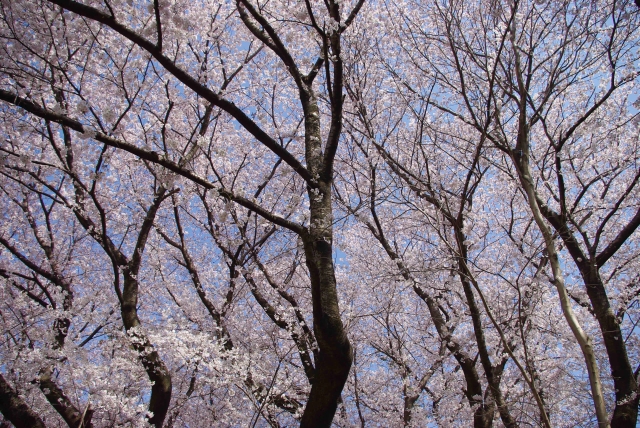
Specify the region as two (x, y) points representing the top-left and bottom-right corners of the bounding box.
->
(1, 0), (640, 426)
(0, 0), (365, 425)
(350, 0), (640, 426)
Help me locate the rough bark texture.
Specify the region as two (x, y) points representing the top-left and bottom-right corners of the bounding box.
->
(299, 168), (353, 426)
(0, 374), (47, 428)
(300, 233), (353, 427)
(299, 78), (353, 425)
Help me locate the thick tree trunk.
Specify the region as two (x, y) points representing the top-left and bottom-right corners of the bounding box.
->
(297, 53), (353, 423)
(299, 173), (352, 426)
(121, 272), (173, 428)
(0, 374), (46, 428)
(584, 270), (638, 427)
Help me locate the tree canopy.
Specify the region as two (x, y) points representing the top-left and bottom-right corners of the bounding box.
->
(1, 0), (640, 426)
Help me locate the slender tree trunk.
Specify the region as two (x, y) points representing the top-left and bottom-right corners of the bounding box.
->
(508, 15), (609, 421)
(515, 149), (609, 427)
(458, 274), (516, 428)
(541, 215), (639, 427)
(414, 274), (497, 428)
(454, 231), (517, 428)
(363, 176), (496, 428)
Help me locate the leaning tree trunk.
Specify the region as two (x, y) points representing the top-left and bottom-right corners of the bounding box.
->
(540, 212), (639, 427)
(514, 132), (609, 427)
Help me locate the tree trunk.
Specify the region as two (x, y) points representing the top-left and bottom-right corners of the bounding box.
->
(582, 268), (638, 427)
(515, 148), (609, 427)
(299, 183), (353, 427)
(298, 56), (353, 423)
(541, 215), (639, 427)
(455, 231), (517, 428)
(39, 367), (93, 428)
(121, 271), (173, 428)
(0, 374), (46, 428)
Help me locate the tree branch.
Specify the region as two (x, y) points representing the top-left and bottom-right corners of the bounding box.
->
(43, 0), (312, 183)
(0, 89), (306, 235)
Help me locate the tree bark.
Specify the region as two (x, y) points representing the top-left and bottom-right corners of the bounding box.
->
(296, 13), (354, 416)
(0, 374), (46, 428)
(456, 262), (516, 428)
(540, 211), (639, 427)
(121, 271), (173, 427)
(514, 140), (609, 427)
(363, 167), (497, 428)
(299, 176), (353, 426)
(583, 269), (638, 427)
(118, 189), (173, 427)
(39, 368), (93, 428)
